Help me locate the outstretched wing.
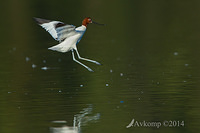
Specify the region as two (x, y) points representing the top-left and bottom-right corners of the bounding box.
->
(34, 17), (76, 42)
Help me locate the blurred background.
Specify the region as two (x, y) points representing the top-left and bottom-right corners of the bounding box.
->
(0, 0), (200, 133)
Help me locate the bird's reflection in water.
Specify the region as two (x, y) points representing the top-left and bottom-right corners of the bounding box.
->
(50, 104), (100, 133)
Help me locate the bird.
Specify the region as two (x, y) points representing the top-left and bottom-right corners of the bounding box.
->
(33, 17), (104, 72)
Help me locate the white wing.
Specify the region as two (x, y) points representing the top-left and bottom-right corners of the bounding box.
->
(34, 17), (76, 42)
(56, 25), (77, 42)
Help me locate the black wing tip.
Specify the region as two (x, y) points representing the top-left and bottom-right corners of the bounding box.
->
(33, 17), (52, 25)
(33, 17), (41, 24)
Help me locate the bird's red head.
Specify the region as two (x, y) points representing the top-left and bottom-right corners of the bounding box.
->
(82, 17), (92, 27)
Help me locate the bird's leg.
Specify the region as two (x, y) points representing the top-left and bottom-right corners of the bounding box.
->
(72, 50), (94, 72)
(74, 49), (101, 65)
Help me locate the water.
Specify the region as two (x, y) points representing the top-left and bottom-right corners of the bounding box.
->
(0, 0), (200, 133)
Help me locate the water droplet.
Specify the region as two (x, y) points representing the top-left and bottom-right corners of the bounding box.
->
(58, 58), (62, 62)
(25, 57), (30, 62)
(41, 67), (48, 70)
(174, 52), (178, 55)
(185, 64), (189, 67)
(13, 47), (16, 51)
(32, 64), (37, 68)
(80, 84), (83, 87)
(110, 69), (113, 73)
(106, 83), (109, 86)
(120, 73), (124, 76)
(51, 120), (67, 123)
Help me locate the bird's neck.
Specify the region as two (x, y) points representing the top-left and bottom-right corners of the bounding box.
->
(82, 19), (88, 27)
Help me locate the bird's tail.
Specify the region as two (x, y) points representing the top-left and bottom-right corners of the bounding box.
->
(48, 46), (59, 51)
(48, 44), (71, 53)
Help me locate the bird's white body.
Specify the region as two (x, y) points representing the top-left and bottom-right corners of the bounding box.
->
(48, 25), (86, 52)
(34, 17), (101, 72)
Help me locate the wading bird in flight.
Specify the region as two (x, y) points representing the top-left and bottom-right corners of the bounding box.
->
(34, 17), (104, 72)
